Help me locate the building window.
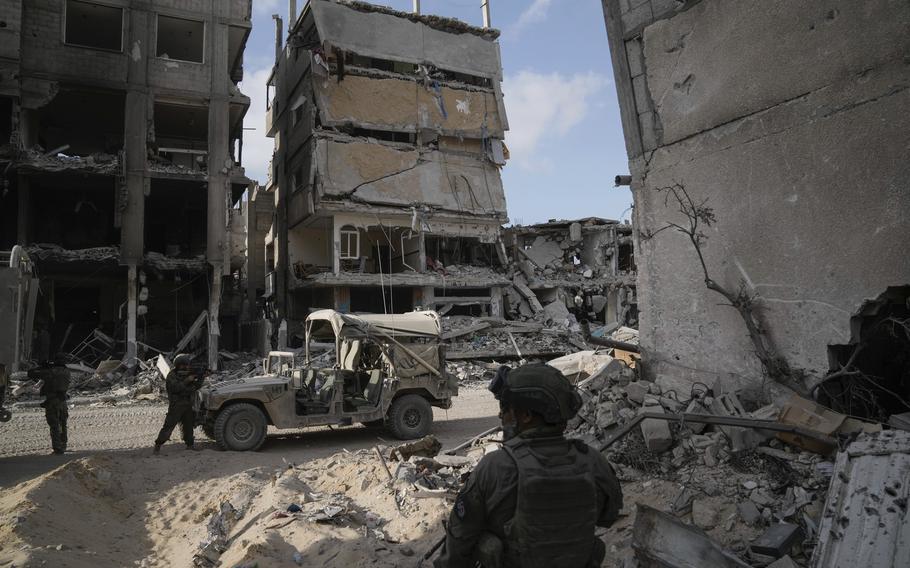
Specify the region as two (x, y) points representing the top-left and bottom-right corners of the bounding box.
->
(340, 227), (360, 260)
(65, 0), (123, 52)
(290, 166), (304, 193)
(156, 15), (205, 63)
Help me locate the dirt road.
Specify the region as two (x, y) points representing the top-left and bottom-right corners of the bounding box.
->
(0, 385), (499, 488)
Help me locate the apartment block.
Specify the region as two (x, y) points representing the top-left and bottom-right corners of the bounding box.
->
(0, 1), (253, 369)
(264, 0), (510, 338)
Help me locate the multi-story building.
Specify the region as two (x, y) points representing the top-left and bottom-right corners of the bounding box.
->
(0, 1), (253, 368)
(264, 0), (510, 339)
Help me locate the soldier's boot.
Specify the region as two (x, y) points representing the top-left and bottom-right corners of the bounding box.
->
(153, 444), (162, 455)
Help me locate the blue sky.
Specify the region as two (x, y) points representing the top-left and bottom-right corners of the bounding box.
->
(241, 0), (633, 225)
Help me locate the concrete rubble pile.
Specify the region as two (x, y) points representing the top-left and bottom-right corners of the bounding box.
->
(553, 350), (904, 567)
(5, 352), (267, 407)
(440, 315), (634, 387)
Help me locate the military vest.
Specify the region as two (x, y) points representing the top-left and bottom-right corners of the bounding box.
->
(500, 435), (599, 568)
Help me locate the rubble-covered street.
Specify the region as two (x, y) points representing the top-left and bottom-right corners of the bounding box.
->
(2, 0), (909, 567)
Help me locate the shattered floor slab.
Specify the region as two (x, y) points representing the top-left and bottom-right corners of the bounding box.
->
(811, 430), (910, 568)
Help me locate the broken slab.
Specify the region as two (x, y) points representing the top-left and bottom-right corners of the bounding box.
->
(632, 504), (750, 568)
(543, 300), (570, 324)
(511, 277), (544, 313)
(640, 398), (673, 453)
(523, 236), (563, 267)
(547, 350), (614, 383)
(811, 430), (910, 568)
(710, 393), (764, 452)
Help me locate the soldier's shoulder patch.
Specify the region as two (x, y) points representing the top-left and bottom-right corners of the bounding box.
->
(455, 497), (467, 519)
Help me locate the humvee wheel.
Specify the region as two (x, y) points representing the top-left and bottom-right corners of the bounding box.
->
(213, 403), (268, 451)
(388, 395), (432, 440)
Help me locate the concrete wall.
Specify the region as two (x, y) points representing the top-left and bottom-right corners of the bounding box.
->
(19, 0), (250, 94)
(314, 135), (508, 217)
(603, 0), (910, 391)
(309, 0), (503, 79)
(314, 74), (504, 138)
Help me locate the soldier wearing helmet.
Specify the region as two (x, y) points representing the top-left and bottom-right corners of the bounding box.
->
(435, 363), (623, 568)
(153, 353), (206, 454)
(28, 353), (71, 455)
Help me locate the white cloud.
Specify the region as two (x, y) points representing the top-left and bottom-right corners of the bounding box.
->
(506, 0), (554, 38)
(502, 70), (608, 172)
(238, 66), (274, 185)
(253, 0), (283, 15)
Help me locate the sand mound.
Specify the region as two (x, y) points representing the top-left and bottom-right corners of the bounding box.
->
(0, 448), (462, 567)
(217, 450), (453, 567)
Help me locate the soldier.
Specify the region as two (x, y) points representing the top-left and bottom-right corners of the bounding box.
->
(28, 355), (71, 455)
(435, 363), (623, 568)
(0, 363), (11, 423)
(153, 354), (205, 454)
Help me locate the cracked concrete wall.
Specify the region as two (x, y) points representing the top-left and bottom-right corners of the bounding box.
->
(314, 74), (504, 138)
(310, 0), (503, 80)
(313, 135), (507, 217)
(603, 0), (910, 391)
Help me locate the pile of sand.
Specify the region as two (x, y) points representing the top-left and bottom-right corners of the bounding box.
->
(0, 448), (461, 567)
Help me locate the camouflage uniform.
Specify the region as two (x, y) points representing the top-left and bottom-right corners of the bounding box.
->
(0, 364), (10, 422)
(154, 365), (203, 449)
(30, 363), (71, 454)
(436, 364), (623, 568)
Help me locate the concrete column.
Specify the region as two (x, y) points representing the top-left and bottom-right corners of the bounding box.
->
(206, 5), (232, 369)
(126, 265), (138, 368)
(16, 174), (29, 245)
(121, 9), (150, 264)
(208, 272), (222, 369)
(421, 286), (435, 311)
(121, 9), (151, 368)
(490, 286), (503, 318)
(333, 286), (350, 313)
(417, 232), (427, 273)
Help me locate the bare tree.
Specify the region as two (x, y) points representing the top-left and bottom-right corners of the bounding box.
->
(642, 183), (803, 392)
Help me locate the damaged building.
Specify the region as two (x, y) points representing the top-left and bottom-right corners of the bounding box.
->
(0, 1), (254, 368)
(504, 217), (637, 327)
(601, 0), (910, 407)
(262, 0), (510, 341)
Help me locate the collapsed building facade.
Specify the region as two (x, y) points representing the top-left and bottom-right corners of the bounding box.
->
(601, 0), (910, 411)
(504, 217), (637, 327)
(0, 0), (254, 368)
(263, 0), (510, 342)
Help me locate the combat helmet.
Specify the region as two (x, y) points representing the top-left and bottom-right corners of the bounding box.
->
(489, 363), (582, 424)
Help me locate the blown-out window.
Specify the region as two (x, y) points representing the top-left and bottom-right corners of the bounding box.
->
(157, 15), (204, 63)
(65, 0), (123, 52)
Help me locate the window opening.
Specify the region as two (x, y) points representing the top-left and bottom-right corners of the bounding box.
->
(340, 227), (360, 260)
(157, 15), (204, 63)
(65, 0), (123, 52)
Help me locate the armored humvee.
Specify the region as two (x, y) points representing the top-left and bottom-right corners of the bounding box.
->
(195, 309), (458, 451)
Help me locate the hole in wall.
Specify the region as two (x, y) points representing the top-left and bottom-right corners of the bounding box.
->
(818, 286), (910, 421)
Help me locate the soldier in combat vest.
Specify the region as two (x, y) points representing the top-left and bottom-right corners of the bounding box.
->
(435, 363), (623, 568)
(29, 355), (71, 455)
(153, 354), (205, 454)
